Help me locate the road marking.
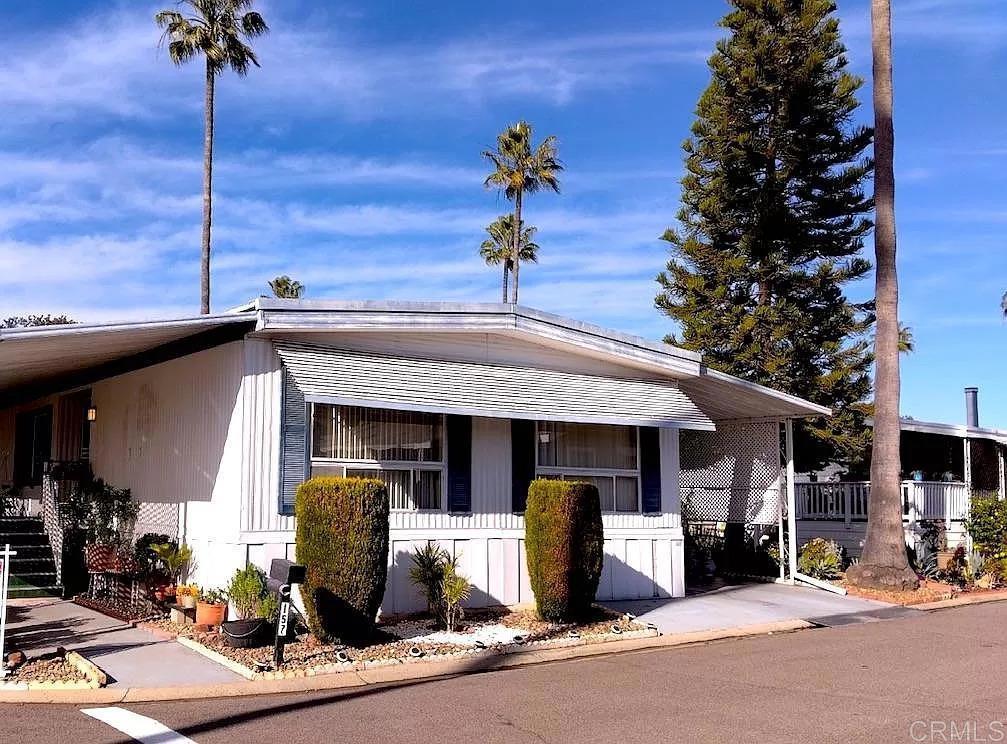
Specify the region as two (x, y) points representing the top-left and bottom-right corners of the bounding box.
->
(81, 707), (197, 744)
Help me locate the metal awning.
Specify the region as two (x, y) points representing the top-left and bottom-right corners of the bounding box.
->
(274, 340), (717, 429)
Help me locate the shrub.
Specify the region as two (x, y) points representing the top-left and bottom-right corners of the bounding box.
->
(133, 533), (174, 578)
(797, 538), (844, 580)
(228, 564), (267, 620)
(524, 479), (604, 621)
(409, 541), (451, 617)
(151, 543), (193, 584)
(441, 555), (471, 632)
(296, 477), (390, 642)
(407, 543), (471, 631)
(964, 492), (1007, 556)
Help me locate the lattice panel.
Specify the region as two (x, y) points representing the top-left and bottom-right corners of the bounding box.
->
(132, 502), (179, 541)
(679, 422), (782, 524)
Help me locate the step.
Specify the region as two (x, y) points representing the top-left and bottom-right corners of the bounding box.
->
(9, 556), (57, 571)
(7, 584), (63, 599)
(5, 544), (57, 561)
(0, 518), (45, 534)
(7, 573), (64, 598)
(10, 571), (57, 585)
(0, 532), (50, 546)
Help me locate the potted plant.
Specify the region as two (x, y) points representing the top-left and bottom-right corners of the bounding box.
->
(176, 584), (200, 609)
(61, 477), (139, 576)
(923, 520), (953, 571)
(196, 587), (228, 626)
(221, 564), (273, 648)
(151, 543), (193, 601)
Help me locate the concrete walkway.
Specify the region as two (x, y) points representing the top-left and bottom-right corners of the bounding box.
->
(5, 598), (243, 687)
(604, 581), (916, 634)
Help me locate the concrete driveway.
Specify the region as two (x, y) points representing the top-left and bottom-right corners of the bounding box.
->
(604, 581), (917, 634)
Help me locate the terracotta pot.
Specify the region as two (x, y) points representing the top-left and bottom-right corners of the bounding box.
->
(937, 550), (955, 571)
(196, 601), (227, 626)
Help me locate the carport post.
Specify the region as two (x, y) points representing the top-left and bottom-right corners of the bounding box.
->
(785, 419), (798, 582)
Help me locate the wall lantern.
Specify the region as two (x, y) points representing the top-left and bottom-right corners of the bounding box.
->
(87, 406), (98, 423)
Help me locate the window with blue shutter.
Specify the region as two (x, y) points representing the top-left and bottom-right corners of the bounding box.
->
(446, 415), (472, 513)
(279, 368), (308, 516)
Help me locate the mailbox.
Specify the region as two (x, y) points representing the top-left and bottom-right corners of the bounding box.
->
(269, 558), (306, 586)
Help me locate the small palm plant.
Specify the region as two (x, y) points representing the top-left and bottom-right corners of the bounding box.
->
(483, 121), (562, 303)
(156, 0), (269, 315)
(441, 554), (471, 632)
(269, 275), (305, 299)
(479, 215), (540, 303)
(409, 541), (450, 619)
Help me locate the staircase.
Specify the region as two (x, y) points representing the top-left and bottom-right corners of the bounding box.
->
(0, 516), (63, 599)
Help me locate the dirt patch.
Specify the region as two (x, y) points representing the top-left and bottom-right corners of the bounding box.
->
(840, 578), (958, 606)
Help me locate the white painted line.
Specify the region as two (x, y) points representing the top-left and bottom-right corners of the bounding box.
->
(81, 707), (198, 744)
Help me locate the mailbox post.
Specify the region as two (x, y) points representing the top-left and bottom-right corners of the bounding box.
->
(268, 559), (306, 669)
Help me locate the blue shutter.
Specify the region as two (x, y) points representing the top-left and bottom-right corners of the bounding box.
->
(279, 367), (309, 516)
(511, 419), (536, 513)
(640, 426), (662, 514)
(446, 415), (472, 513)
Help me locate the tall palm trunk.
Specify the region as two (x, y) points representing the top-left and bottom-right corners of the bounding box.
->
(848, 0), (917, 590)
(501, 262), (509, 303)
(511, 190), (523, 304)
(200, 63), (216, 315)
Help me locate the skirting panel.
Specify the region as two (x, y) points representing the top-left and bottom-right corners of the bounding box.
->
(241, 530), (685, 615)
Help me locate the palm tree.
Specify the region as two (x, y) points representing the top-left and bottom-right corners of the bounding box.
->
(482, 122), (562, 303)
(898, 324), (914, 354)
(479, 215), (540, 303)
(156, 1), (269, 315)
(269, 275), (305, 299)
(848, 0), (918, 591)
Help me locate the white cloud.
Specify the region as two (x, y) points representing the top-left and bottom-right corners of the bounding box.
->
(0, 3), (713, 127)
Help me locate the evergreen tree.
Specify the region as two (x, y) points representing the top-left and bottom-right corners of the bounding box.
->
(656, 0), (874, 473)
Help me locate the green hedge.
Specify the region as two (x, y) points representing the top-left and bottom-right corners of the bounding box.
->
(524, 479), (604, 621)
(295, 477), (390, 642)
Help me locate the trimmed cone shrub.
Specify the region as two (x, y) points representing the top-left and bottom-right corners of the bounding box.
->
(524, 479), (604, 621)
(296, 477), (390, 642)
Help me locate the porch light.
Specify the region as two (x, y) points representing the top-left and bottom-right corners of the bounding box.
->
(87, 406), (97, 422)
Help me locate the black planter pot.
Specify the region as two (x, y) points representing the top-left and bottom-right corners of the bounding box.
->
(221, 618), (274, 648)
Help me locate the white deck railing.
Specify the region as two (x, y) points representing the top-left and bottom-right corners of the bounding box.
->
(795, 481), (971, 524)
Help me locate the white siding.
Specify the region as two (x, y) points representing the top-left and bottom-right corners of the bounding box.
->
(90, 341), (246, 583)
(240, 339), (287, 534)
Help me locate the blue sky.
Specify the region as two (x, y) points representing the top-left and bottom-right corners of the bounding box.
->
(1, 0), (1006, 426)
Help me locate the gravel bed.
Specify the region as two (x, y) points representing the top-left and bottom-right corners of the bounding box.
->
(157, 605), (648, 674)
(6, 654), (86, 684)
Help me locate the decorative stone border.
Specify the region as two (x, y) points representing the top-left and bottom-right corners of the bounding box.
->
(0, 651), (107, 690)
(176, 627), (659, 681)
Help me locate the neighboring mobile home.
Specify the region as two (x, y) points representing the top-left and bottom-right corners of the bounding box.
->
(0, 300), (827, 610)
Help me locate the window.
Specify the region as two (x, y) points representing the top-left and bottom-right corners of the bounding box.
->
(309, 404), (445, 511)
(536, 421), (640, 513)
(13, 406), (53, 488)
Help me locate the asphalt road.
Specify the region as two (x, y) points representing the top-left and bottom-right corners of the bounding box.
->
(5, 602), (1007, 744)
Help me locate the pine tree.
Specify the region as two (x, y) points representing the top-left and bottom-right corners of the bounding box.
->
(656, 0), (874, 473)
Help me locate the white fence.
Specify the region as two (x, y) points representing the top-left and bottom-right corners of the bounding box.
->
(795, 481), (972, 525)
